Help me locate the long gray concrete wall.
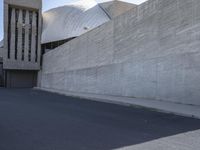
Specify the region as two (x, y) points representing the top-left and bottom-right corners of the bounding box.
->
(40, 0), (200, 106)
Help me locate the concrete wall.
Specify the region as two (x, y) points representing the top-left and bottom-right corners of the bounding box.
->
(40, 0), (200, 106)
(4, 0), (42, 9)
(3, 0), (42, 70)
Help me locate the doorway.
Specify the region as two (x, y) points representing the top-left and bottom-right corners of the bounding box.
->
(0, 62), (3, 87)
(5, 70), (37, 88)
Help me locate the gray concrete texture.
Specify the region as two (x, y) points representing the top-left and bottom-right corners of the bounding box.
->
(40, 0), (200, 106)
(3, 0), (42, 70)
(4, 0), (42, 9)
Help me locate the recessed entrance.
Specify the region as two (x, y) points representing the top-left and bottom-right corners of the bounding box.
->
(0, 62), (3, 87)
(5, 70), (37, 88)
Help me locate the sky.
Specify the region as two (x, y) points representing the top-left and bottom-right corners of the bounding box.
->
(0, 0), (147, 41)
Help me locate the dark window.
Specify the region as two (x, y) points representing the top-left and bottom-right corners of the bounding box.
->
(0, 62), (3, 87)
(35, 12), (39, 62)
(15, 9), (19, 60)
(41, 37), (76, 53)
(21, 9), (26, 61)
(28, 11), (33, 62)
(7, 7), (12, 59)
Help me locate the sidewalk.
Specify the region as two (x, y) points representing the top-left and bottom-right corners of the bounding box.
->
(36, 87), (200, 119)
(115, 129), (200, 150)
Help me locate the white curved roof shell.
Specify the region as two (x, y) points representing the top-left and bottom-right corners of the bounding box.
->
(99, 0), (136, 19)
(42, 0), (110, 44)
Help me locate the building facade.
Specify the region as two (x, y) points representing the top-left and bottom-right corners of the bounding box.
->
(0, 0), (134, 88)
(1, 0), (200, 115)
(2, 0), (42, 87)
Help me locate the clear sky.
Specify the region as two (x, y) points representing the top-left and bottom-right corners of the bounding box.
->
(0, 0), (147, 41)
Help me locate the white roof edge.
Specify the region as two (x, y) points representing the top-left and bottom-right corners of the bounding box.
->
(43, 0), (98, 13)
(97, 0), (147, 5)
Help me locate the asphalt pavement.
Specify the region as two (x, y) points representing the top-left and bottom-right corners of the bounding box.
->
(0, 88), (200, 150)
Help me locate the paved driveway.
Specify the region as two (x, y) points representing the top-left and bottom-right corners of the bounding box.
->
(0, 89), (200, 150)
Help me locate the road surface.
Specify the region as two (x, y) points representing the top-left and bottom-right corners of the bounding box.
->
(0, 89), (200, 150)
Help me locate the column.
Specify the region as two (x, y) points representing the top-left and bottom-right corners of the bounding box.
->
(31, 11), (36, 63)
(10, 8), (15, 60)
(17, 10), (23, 60)
(37, 11), (41, 64)
(24, 10), (29, 62)
(4, 4), (9, 58)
